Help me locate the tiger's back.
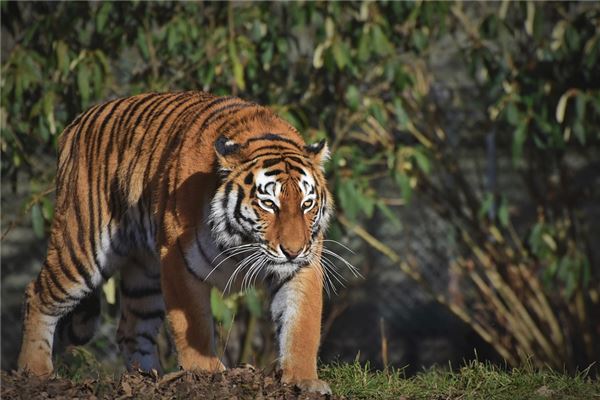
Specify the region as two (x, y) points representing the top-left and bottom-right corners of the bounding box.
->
(19, 91), (333, 394)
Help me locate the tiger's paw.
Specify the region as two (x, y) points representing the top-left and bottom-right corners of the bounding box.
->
(180, 354), (225, 372)
(18, 359), (53, 378)
(17, 347), (54, 377)
(292, 378), (332, 395)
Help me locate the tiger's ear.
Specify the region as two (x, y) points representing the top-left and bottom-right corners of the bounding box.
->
(214, 135), (241, 171)
(304, 139), (330, 168)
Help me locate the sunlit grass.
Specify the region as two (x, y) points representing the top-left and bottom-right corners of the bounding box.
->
(320, 359), (600, 400)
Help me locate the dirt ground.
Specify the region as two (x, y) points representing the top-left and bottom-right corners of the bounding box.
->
(1, 366), (341, 400)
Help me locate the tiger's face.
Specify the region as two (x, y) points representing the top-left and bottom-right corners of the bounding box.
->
(210, 135), (332, 280)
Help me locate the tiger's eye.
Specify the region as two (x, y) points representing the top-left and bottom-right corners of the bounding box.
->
(302, 200), (313, 209)
(262, 200), (275, 208)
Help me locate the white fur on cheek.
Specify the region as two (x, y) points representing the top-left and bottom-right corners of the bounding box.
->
(209, 186), (243, 248)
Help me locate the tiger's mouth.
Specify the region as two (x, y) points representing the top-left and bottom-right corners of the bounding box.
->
(210, 241), (316, 293)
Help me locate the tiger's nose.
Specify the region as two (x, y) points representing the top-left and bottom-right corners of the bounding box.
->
(280, 245), (301, 260)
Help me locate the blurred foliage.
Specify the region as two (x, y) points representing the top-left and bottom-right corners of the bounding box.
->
(2, 2), (599, 370)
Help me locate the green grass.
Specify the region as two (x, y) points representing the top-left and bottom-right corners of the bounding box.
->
(320, 360), (600, 400)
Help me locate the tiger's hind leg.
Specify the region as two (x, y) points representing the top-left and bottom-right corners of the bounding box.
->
(18, 244), (105, 376)
(53, 289), (101, 355)
(116, 256), (164, 373)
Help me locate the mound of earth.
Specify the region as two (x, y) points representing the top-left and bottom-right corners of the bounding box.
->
(1, 367), (341, 399)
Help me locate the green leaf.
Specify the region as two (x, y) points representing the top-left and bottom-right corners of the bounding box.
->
(393, 99), (409, 128)
(412, 30), (427, 52)
(77, 64), (90, 105)
(505, 102), (519, 126)
(376, 202), (402, 228)
(357, 29), (371, 62)
(96, 3), (111, 32)
(498, 196), (509, 227)
(245, 288), (262, 317)
(137, 28), (149, 60)
(512, 122), (527, 166)
(210, 288), (234, 328)
(56, 41), (69, 76)
(229, 40), (246, 90)
(31, 203), (45, 238)
(345, 85), (360, 111)
(42, 197), (54, 221)
(42, 91), (56, 135)
(395, 173), (412, 203)
(167, 25), (177, 52)
(479, 192), (494, 220)
(412, 148), (431, 174)
(370, 102), (387, 125)
(338, 180), (361, 221)
(332, 41), (349, 69)
(371, 25), (392, 56)
(581, 257), (591, 287)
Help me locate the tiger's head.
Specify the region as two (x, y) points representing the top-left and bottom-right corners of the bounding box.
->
(209, 133), (333, 280)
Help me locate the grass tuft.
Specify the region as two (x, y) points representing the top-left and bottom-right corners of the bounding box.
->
(319, 359), (600, 400)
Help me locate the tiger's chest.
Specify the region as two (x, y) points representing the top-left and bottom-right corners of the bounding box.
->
(181, 221), (247, 291)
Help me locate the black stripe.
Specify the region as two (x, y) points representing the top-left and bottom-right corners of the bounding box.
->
(138, 332), (157, 345)
(194, 230), (212, 267)
(121, 285), (162, 299)
(243, 133), (302, 150)
(223, 181), (233, 209)
(45, 267), (81, 302)
(270, 273), (295, 299)
(234, 184), (255, 227)
(55, 251), (84, 286)
(248, 144), (300, 157)
(42, 272), (69, 305)
(262, 158), (283, 168)
(249, 151), (306, 163)
(129, 308), (165, 320)
(65, 243), (95, 292)
(287, 164), (305, 175)
(177, 236), (203, 280)
(264, 169), (284, 177)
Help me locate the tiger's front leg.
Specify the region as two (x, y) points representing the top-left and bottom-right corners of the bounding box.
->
(271, 263), (331, 395)
(160, 242), (225, 372)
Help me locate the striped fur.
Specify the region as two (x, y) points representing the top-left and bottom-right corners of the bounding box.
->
(18, 91), (332, 394)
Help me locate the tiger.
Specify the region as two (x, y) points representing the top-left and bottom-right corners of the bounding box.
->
(17, 91), (334, 394)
